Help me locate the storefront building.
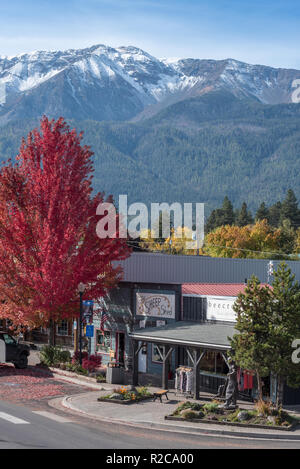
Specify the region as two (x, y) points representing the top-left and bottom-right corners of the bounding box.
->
(90, 281), (181, 371)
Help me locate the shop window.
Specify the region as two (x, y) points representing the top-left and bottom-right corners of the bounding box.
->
(96, 330), (111, 353)
(200, 351), (228, 375)
(152, 344), (164, 363)
(57, 320), (69, 336)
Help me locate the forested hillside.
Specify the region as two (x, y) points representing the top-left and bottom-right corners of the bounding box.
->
(0, 91), (300, 215)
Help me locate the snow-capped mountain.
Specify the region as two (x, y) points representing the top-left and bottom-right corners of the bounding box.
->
(0, 44), (299, 125)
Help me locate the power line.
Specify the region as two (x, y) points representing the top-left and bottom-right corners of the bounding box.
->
(126, 239), (298, 259)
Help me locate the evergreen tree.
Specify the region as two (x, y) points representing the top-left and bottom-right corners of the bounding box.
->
(231, 265), (300, 407)
(205, 197), (234, 232)
(269, 263), (300, 407)
(280, 189), (300, 229)
(230, 276), (274, 401)
(236, 202), (253, 227)
(255, 202), (269, 222)
(221, 196), (235, 226)
(268, 201), (282, 228)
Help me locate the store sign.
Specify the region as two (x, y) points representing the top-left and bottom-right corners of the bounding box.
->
(136, 292), (175, 319)
(207, 297), (236, 322)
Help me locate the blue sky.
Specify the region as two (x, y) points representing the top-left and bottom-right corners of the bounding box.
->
(0, 0), (299, 68)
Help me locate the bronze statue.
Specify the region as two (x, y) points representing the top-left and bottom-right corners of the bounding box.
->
(223, 360), (238, 409)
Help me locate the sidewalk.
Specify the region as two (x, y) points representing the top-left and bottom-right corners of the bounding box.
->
(49, 385), (300, 441)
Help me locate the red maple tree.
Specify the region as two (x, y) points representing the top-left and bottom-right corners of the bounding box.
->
(0, 117), (130, 341)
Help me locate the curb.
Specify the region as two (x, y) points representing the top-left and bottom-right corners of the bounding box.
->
(34, 366), (107, 390)
(60, 395), (300, 442)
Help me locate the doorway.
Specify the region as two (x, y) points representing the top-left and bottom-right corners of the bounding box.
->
(138, 342), (147, 373)
(116, 332), (125, 366)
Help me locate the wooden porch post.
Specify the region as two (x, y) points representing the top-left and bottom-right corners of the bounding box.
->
(162, 345), (170, 390)
(132, 340), (139, 386)
(193, 348), (201, 400)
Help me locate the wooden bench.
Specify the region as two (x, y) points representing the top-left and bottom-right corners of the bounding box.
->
(153, 390), (169, 403)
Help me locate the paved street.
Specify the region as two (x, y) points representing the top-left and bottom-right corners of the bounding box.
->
(2, 398), (300, 449)
(1, 362), (300, 449)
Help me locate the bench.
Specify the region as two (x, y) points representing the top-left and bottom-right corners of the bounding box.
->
(153, 390), (169, 403)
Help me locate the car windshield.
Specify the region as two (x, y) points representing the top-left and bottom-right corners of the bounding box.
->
(2, 334), (16, 345)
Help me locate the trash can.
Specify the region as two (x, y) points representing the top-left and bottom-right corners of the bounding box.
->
(106, 366), (125, 384)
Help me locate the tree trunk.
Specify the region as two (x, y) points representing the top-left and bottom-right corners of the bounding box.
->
(48, 319), (56, 346)
(256, 371), (264, 401)
(276, 376), (284, 409)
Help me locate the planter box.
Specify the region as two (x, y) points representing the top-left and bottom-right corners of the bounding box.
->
(98, 396), (153, 405)
(164, 415), (297, 431)
(106, 366), (124, 385)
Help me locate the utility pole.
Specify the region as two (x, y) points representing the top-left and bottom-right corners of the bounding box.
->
(267, 261), (274, 285)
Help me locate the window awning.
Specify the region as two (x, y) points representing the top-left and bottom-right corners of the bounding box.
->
(129, 321), (236, 350)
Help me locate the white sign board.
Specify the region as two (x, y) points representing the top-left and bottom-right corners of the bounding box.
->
(0, 338), (6, 363)
(136, 292), (175, 319)
(207, 296), (236, 322)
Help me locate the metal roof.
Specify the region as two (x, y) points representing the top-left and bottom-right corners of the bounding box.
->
(182, 283), (268, 297)
(129, 321), (236, 350)
(116, 252), (300, 285)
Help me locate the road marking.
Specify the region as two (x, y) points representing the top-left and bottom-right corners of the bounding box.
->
(32, 411), (73, 423)
(0, 412), (30, 424)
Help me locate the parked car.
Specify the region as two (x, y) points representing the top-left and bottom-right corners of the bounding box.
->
(0, 331), (30, 368)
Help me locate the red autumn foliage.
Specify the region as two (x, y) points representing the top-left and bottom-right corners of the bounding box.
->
(72, 351), (102, 372)
(0, 117), (130, 329)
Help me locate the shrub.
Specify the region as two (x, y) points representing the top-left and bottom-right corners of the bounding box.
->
(203, 403), (219, 414)
(96, 374), (106, 383)
(40, 345), (71, 367)
(181, 410), (198, 420)
(173, 401), (203, 416)
(254, 399), (272, 417)
(72, 351), (88, 363)
(65, 362), (88, 375)
(82, 355), (102, 372)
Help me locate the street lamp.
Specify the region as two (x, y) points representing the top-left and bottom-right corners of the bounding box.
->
(78, 282), (85, 365)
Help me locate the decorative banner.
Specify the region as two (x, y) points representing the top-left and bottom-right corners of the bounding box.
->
(83, 300), (94, 323)
(136, 292), (175, 319)
(206, 297), (236, 322)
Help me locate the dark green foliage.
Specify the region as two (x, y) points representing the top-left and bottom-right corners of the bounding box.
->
(268, 202), (282, 228)
(205, 197), (235, 231)
(280, 190), (300, 229)
(40, 345), (71, 367)
(1, 92), (300, 215)
(231, 264), (300, 407)
(255, 202), (270, 222)
(236, 202), (254, 227)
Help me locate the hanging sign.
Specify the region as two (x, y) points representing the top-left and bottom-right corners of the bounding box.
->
(85, 325), (94, 338)
(136, 292), (175, 319)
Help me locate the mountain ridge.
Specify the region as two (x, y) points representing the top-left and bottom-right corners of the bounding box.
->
(1, 44), (300, 125)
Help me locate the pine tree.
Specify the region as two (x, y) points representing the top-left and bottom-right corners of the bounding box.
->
(205, 197), (235, 232)
(221, 196), (235, 226)
(255, 202), (269, 222)
(268, 263), (300, 407)
(268, 201), (281, 227)
(205, 208), (223, 233)
(230, 276), (274, 401)
(280, 189), (300, 229)
(236, 202), (253, 227)
(231, 265), (300, 407)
